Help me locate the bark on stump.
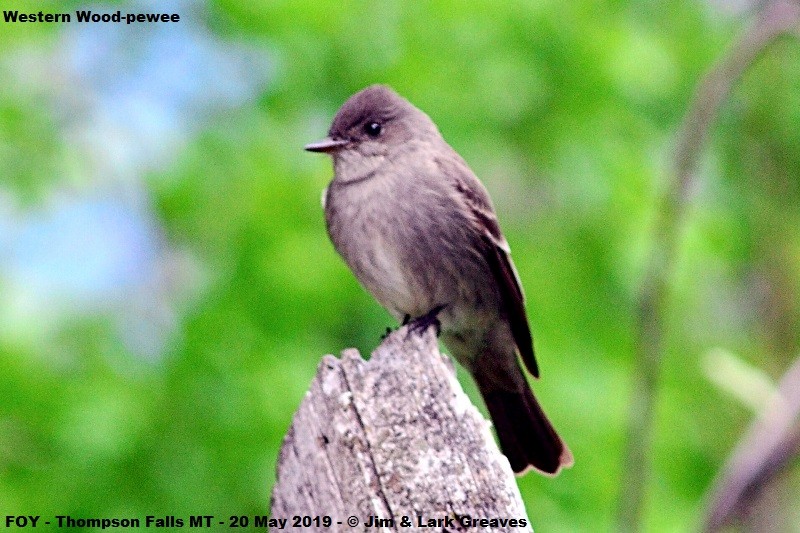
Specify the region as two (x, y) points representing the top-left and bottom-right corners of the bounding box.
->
(270, 325), (532, 532)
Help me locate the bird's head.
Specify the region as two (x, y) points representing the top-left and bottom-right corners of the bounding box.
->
(305, 85), (439, 182)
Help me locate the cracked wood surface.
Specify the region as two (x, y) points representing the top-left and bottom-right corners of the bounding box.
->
(270, 325), (532, 532)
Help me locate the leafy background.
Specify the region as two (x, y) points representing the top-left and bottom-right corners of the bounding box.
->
(2, 0), (799, 531)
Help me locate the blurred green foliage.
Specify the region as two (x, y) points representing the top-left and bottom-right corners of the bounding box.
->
(2, 1), (800, 531)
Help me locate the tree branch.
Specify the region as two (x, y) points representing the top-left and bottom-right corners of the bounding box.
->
(616, 1), (800, 530)
(703, 355), (800, 531)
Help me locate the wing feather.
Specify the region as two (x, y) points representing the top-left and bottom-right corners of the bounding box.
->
(437, 154), (539, 378)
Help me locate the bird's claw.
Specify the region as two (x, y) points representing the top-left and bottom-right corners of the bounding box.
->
(406, 304), (447, 338)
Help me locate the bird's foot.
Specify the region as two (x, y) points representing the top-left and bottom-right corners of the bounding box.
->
(380, 314), (412, 341)
(407, 304), (447, 338)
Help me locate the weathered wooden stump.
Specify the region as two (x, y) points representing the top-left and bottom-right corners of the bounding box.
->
(270, 325), (532, 532)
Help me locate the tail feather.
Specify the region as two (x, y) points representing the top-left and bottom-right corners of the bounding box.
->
(482, 386), (573, 476)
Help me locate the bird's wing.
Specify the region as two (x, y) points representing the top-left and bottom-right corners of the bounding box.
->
(437, 154), (539, 378)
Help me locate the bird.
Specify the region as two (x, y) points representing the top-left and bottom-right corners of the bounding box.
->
(305, 84), (572, 476)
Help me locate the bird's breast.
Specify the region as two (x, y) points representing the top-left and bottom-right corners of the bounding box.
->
(324, 162), (499, 329)
(325, 176), (427, 318)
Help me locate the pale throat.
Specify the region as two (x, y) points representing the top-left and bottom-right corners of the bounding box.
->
(333, 148), (387, 184)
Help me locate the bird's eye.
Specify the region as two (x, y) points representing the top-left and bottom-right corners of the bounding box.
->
(363, 122), (382, 137)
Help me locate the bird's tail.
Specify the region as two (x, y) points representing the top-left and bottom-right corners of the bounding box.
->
(481, 384), (573, 476)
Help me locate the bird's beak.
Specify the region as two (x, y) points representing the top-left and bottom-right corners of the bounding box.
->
(304, 137), (349, 153)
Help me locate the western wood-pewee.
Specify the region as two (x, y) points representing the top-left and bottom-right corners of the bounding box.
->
(306, 85), (572, 475)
